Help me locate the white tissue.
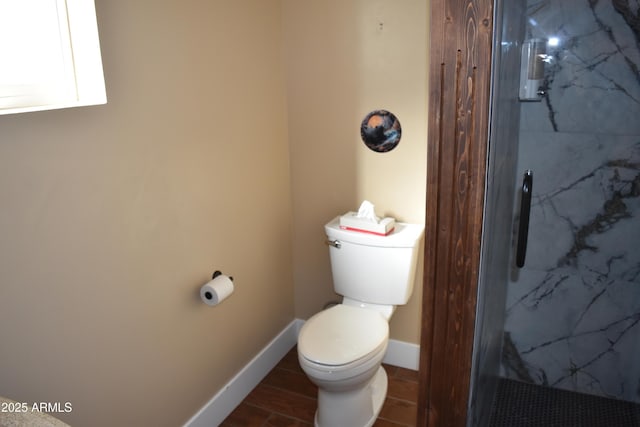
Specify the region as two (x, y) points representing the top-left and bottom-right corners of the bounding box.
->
(356, 200), (379, 223)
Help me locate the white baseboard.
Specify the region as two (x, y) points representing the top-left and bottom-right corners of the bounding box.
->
(184, 318), (419, 427)
(383, 339), (420, 371)
(183, 319), (299, 427)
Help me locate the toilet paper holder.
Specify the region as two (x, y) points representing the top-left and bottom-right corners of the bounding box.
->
(200, 270), (235, 305)
(212, 270), (233, 282)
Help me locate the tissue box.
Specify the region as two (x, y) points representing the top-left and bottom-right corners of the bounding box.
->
(339, 212), (395, 236)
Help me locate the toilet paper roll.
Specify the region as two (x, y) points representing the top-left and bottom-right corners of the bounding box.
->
(200, 274), (234, 306)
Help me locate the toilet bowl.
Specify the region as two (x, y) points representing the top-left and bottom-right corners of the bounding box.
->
(297, 215), (424, 427)
(298, 304), (389, 427)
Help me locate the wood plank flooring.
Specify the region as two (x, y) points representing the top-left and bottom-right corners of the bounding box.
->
(221, 347), (419, 426)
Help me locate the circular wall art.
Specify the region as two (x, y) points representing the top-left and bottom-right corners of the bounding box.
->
(360, 110), (401, 153)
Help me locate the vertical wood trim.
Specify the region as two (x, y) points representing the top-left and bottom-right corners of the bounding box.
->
(417, 0), (494, 425)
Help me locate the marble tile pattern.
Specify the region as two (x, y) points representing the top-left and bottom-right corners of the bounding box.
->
(502, 0), (640, 403)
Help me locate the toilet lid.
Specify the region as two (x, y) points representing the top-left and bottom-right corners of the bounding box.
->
(299, 304), (389, 366)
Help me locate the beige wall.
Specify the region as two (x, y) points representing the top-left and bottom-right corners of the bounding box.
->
(283, 0), (428, 343)
(0, 1), (293, 426)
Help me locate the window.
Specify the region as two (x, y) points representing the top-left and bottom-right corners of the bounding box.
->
(0, 0), (107, 115)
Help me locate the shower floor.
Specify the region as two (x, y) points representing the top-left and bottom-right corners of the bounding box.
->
(488, 378), (640, 427)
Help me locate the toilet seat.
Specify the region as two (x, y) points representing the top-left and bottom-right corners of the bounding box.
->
(298, 304), (389, 368)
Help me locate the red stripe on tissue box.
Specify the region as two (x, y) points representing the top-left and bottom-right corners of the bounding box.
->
(339, 225), (395, 236)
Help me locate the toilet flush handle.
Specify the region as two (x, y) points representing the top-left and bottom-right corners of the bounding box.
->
(325, 239), (341, 249)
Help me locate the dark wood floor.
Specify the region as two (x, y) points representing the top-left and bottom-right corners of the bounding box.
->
(221, 347), (419, 426)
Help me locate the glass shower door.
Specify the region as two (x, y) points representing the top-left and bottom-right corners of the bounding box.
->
(503, 0), (640, 401)
(471, 0), (640, 425)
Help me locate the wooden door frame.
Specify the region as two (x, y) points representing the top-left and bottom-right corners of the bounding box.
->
(417, 0), (495, 425)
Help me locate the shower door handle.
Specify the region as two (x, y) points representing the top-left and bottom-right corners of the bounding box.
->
(516, 170), (533, 268)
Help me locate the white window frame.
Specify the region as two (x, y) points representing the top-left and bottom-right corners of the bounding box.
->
(0, 0), (107, 115)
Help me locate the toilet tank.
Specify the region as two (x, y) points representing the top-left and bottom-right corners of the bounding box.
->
(324, 216), (425, 305)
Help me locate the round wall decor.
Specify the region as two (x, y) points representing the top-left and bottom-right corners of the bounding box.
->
(360, 110), (401, 153)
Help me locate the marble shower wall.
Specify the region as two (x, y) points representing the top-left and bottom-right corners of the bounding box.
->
(501, 0), (640, 403)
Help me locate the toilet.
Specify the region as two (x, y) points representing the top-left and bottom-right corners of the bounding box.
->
(297, 216), (424, 427)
